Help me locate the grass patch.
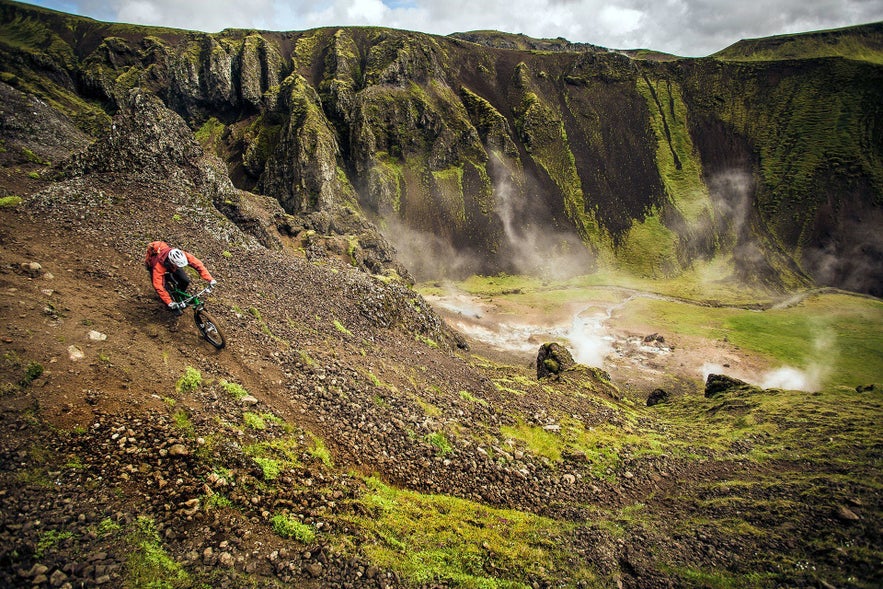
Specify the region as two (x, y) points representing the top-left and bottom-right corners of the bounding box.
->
(334, 319), (353, 336)
(424, 432), (453, 456)
(244, 437), (302, 481)
(172, 410), (194, 436)
(459, 390), (489, 407)
(243, 412), (266, 430)
(219, 379), (248, 400)
(349, 476), (591, 587)
(271, 513), (316, 543)
(175, 366), (201, 394)
(307, 433), (333, 467)
(0, 195), (23, 207)
(35, 529), (74, 559)
(126, 516), (189, 588)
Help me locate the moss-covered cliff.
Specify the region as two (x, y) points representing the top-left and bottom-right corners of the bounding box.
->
(1, 0), (880, 293)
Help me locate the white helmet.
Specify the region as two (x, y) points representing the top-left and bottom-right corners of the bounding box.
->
(168, 248), (188, 268)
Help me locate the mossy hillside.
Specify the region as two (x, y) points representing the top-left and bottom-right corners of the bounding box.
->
(0, 9), (75, 69)
(511, 64), (608, 257)
(714, 22), (883, 64)
(260, 73), (358, 213)
(679, 58), (883, 258)
(346, 476), (599, 588)
(0, 10), (109, 133)
(631, 75), (717, 274)
(558, 57), (668, 242)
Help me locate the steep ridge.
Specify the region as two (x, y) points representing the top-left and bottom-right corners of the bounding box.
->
(1, 0), (881, 294)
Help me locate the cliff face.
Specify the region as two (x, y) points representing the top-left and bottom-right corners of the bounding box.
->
(1, 0), (881, 292)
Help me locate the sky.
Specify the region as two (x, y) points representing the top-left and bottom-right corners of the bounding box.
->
(19, 0), (883, 57)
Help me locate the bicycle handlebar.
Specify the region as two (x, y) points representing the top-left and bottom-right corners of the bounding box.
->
(176, 285), (214, 308)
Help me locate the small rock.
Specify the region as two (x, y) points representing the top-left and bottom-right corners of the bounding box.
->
(836, 505), (860, 521)
(219, 552), (234, 567)
(168, 444), (189, 457)
(304, 563), (323, 578)
(21, 261), (42, 276)
(67, 345), (85, 361)
(562, 474), (576, 485)
(27, 563), (49, 577)
(240, 395), (259, 406)
(88, 330), (107, 341)
(49, 569), (68, 586)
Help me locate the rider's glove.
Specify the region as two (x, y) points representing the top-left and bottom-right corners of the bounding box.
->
(209, 279), (217, 287)
(168, 301), (183, 310)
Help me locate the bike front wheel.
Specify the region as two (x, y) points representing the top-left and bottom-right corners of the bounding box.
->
(194, 309), (226, 349)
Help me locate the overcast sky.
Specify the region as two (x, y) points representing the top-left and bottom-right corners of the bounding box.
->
(20, 0), (883, 57)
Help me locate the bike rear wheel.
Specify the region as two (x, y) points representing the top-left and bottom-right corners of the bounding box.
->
(194, 309), (225, 349)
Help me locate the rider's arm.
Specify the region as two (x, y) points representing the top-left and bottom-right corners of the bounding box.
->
(152, 265), (174, 305)
(185, 252), (213, 282)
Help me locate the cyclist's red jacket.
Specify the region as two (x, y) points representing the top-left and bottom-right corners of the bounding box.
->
(145, 241), (213, 305)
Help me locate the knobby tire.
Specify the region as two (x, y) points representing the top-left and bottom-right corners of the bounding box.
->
(194, 309), (225, 349)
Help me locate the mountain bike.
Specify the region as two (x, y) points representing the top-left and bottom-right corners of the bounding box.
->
(167, 280), (226, 349)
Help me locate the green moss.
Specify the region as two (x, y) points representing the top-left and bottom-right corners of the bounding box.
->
(333, 319), (353, 336)
(175, 366), (202, 394)
(172, 410), (194, 437)
(253, 456), (280, 480)
(617, 212), (681, 278)
(194, 116), (225, 150)
(349, 476), (592, 587)
(219, 379), (248, 400)
(513, 82), (604, 251)
(636, 76), (712, 222)
(35, 529), (74, 559)
(19, 361), (43, 386)
(424, 431), (453, 456)
(307, 433), (333, 467)
(243, 412), (266, 430)
(271, 513), (316, 543)
(125, 516), (189, 588)
(431, 165), (466, 225)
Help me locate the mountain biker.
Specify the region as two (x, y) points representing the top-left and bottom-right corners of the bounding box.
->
(144, 241), (216, 314)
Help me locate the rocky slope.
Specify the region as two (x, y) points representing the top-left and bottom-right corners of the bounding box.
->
(1, 0), (881, 294)
(0, 68), (881, 589)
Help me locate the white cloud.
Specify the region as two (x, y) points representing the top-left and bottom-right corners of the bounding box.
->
(29, 0), (883, 56)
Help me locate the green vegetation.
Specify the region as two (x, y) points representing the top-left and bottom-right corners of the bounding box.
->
(243, 412), (266, 430)
(0, 195), (23, 207)
(714, 24), (883, 64)
(424, 431), (453, 456)
(219, 379), (249, 400)
(415, 334), (438, 349)
(271, 513), (316, 543)
(349, 476), (593, 587)
(35, 529), (74, 559)
(175, 366), (202, 394)
(244, 436), (302, 481)
(307, 433), (333, 467)
(125, 516), (189, 588)
(333, 319), (353, 336)
(622, 292), (883, 387)
(19, 361), (43, 387)
(194, 116), (225, 149)
(253, 456), (281, 480)
(172, 410), (194, 436)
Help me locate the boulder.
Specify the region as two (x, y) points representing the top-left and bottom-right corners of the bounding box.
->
(704, 374), (749, 398)
(536, 343), (575, 379)
(646, 388), (670, 406)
